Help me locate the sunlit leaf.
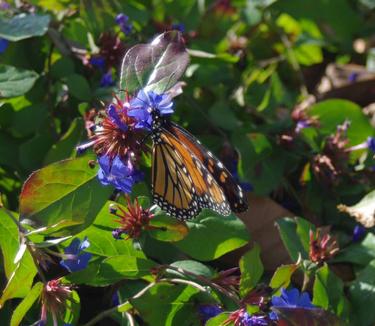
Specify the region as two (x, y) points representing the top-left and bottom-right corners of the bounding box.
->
(239, 244), (264, 298)
(174, 210), (249, 261)
(0, 14), (50, 41)
(270, 264), (298, 294)
(0, 210), (37, 306)
(10, 282), (43, 326)
(130, 282), (201, 326)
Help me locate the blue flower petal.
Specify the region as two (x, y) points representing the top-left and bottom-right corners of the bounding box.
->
(0, 38), (9, 54)
(60, 237), (92, 272)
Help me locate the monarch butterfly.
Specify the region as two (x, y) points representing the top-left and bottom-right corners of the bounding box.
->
(151, 110), (248, 220)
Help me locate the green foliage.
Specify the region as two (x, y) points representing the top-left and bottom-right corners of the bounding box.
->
(349, 259), (375, 326)
(0, 14), (50, 41)
(0, 0), (374, 325)
(276, 217), (315, 261)
(130, 283), (201, 326)
(10, 282), (43, 326)
(0, 64), (39, 98)
(19, 156), (113, 236)
(174, 211), (249, 261)
(239, 244), (264, 297)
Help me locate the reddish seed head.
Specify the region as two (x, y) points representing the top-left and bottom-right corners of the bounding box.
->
(111, 197), (154, 239)
(40, 279), (72, 324)
(309, 229), (339, 263)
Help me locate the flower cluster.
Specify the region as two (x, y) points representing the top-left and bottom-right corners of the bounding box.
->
(40, 279), (72, 325)
(110, 197), (155, 239)
(309, 229), (339, 264)
(78, 89), (174, 194)
(116, 13), (133, 36)
(270, 288), (317, 321)
(311, 120), (350, 186)
(224, 308), (269, 326)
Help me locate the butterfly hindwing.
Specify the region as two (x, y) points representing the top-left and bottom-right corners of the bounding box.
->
(152, 127), (231, 220)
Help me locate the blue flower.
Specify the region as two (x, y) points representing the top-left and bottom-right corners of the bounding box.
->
(100, 72), (115, 87)
(198, 304), (222, 324)
(90, 56), (105, 70)
(128, 89), (174, 130)
(367, 137), (375, 152)
(241, 313), (269, 326)
(171, 23), (185, 33)
(295, 120), (309, 133)
(115, 13), (132, 36)
(270, 288), (316, 320)
(107, 104), (128, 131)
(98, 155), (143, 193)
(271, 288), (315, 309)
(60, 237), (92, 272)
(353, 225), (366, 242)
(0, 38), (8, 54)
(348, 72), (359, 83)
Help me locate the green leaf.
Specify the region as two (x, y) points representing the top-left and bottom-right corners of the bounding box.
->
(19, 156), (113, 236)
(0, 65), (38, 98)
(44, 118), (85, 164)
(239, 244), (264, 298)
(50, 57), (75, 79)
(10, 282), (43, 326)
(313, 264), (349, 320)
(208, 102), (240, 131)
(130, 282), (201, 326)
(148, 214), (189, 242)
(0, 210), (21, 277)
(270, 264), (298, 294)
(309, 100), (374, 147)
(0, 210), (37, 306)
(276, 217), (315, 261)
(0, 253), (37, 307)
(333, 233), (375, 266)
(64, 290), (80, 325)
(65, 74), (92, 101)
(349, 259), (375, 325)
(0, 14), (50, 41)
(93, 255), (156, 286)
(168, 260), (215, 279)
(338, 190), (375, 228)
(120, 31), (189, 95)
(206, 312), (229, 326)
(174, 210), (249, 261)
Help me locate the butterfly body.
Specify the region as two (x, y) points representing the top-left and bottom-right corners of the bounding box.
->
(150, 109), (247, 220)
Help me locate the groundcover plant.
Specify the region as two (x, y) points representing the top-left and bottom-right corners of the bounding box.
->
(0, 1), (375, 325)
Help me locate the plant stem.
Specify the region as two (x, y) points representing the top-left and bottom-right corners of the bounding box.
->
(163, 264), (241, 305)
(82, 275), (219, 326)
(82, 282), (156, 326)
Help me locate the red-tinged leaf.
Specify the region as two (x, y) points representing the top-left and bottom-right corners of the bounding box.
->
(19, 157), (112, 236)
(273, 307), (345, 326)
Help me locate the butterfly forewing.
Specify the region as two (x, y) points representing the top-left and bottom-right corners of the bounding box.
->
(167, 122), (248, 213)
